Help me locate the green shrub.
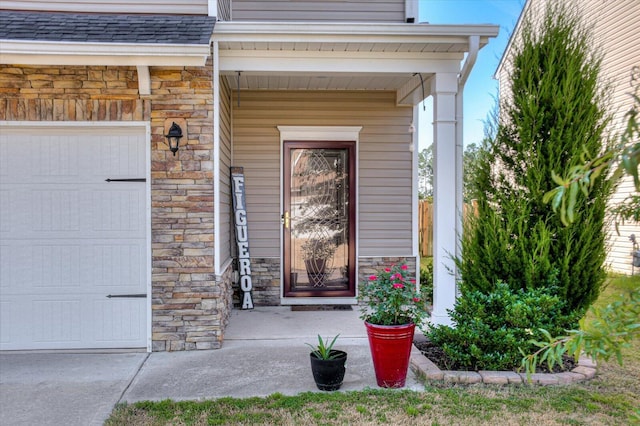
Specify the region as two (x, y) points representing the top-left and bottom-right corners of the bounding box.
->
(428, 281), (577, 371)
(419, 260), (433, 306)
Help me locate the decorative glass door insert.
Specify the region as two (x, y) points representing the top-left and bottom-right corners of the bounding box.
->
(283, 141), (355, 297)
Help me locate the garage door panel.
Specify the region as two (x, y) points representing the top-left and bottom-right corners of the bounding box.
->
(0, 300), (15, 344)
(0, 296), (146, 350)
(32, 298), (83, 344)
(23, 186), (146, 238)
(0, 190), (9, 232)
(94, 134), (146, 178)
(89, 243), (146, 290)
(1, 189), (27, 234)
(34, 136), (82, 180)
(31, 245), (82, 289)
(93, 299), (146, 343)
(2, 186), (145, 239)
(0, 126), (148, 350)
(92, 188), (146, 233)
(32, 189), (81, 232)
(6, 134), (82, 183)
(2, 241), (145, 293)
(0, 141), (7, 178)
(1, 245), (36, 293)
(3, 132), (145, 184)
(0, 244), (10, 288)
(1, 289), (146, 351)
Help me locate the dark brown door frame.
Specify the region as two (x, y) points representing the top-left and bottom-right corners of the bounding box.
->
(282, 140), (356, 297)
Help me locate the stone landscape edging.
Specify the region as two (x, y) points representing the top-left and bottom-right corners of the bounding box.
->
(409, 346), (597, 386)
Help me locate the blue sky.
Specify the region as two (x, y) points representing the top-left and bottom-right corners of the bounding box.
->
(417, 0), (526, 150)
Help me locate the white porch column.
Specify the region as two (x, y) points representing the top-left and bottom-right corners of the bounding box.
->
(431, 72), (459, 327)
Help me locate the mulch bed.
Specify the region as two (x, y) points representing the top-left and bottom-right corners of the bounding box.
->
(414, 337), (577, 374)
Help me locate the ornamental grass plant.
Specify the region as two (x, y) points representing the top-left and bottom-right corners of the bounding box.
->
(358, 263), (426, 326)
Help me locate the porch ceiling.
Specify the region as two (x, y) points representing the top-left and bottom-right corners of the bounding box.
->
(214, 21), (499, 104)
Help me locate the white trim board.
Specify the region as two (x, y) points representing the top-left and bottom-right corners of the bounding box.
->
(277, 126), (363, 141)
(0, 40), (211, 66)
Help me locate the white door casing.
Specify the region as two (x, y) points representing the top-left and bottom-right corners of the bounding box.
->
(0, 124), (149, 350)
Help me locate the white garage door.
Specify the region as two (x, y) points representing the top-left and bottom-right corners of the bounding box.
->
(0, 125), (148, 350)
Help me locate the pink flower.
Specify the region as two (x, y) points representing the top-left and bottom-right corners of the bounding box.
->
(392, 273), (402, 280)
(401, 264), (408, 270)
(392, 283), (404, 289)
(369, 275), (377, 281)
(409, 279), (416, 284)
(413, 297), (421, 303)
(384, 268), (391, 273)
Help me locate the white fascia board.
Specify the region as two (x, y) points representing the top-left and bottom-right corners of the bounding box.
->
(218, 50), (462, 74)
(214, 22), (499, 42)
(0, 40), (211, 66)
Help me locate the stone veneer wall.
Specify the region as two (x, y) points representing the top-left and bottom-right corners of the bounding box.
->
(232, 257), (281, 306)
(0, 62), (233, 351)
(358, 257), (417, 281)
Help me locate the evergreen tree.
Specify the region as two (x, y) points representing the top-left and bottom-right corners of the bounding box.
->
(462, 142), (480, 202)
(418, 147), (433, 200)
(458, 2), (613, 317)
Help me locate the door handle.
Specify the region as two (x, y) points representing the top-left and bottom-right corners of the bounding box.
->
(281, 211), (290, 229)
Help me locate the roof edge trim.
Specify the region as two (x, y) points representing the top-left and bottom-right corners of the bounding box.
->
(214, 21), (499, 40)
(0, 39), (211, 66)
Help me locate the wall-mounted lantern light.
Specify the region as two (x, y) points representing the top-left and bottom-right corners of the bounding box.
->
(165, 122), (183, 156)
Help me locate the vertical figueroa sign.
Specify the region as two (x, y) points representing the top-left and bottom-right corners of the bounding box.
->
(231, 167), (254, 309)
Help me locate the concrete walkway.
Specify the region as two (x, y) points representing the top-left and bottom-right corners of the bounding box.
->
(0, 352), (148, 426)
(0, 307), (424, 425)
(121, 307), (424, 401)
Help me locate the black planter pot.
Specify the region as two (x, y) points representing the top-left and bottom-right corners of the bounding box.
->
(309, 350), (347, 391)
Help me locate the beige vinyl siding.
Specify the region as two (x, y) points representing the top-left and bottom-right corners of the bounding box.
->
(1, 0), (208, 14)
(588, 0), (640, 275)
(498, 0), (640, 274)
(219, 77), (233, 267)
(608, 178), (638, 274)
(232, 90), (413, 258)
(218, 0), (232, 20)
(231, 0), (405, 23)
(571, 0), (639, 275)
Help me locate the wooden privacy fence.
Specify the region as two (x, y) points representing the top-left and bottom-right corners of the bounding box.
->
(418, 200), (478, 257)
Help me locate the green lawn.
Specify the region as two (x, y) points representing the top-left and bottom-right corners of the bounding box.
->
(107, 275), (640, 426)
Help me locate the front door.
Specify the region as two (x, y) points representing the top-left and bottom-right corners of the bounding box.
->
(283, 141), (356, 297)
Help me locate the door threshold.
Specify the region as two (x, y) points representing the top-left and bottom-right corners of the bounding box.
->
(280, 297), (357, 305)
(290, 305), (353, 311)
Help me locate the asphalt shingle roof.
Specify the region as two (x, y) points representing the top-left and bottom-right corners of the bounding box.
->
(0, 10), (215, 44)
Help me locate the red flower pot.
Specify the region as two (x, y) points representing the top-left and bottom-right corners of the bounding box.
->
(365, 322), (415, 388)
